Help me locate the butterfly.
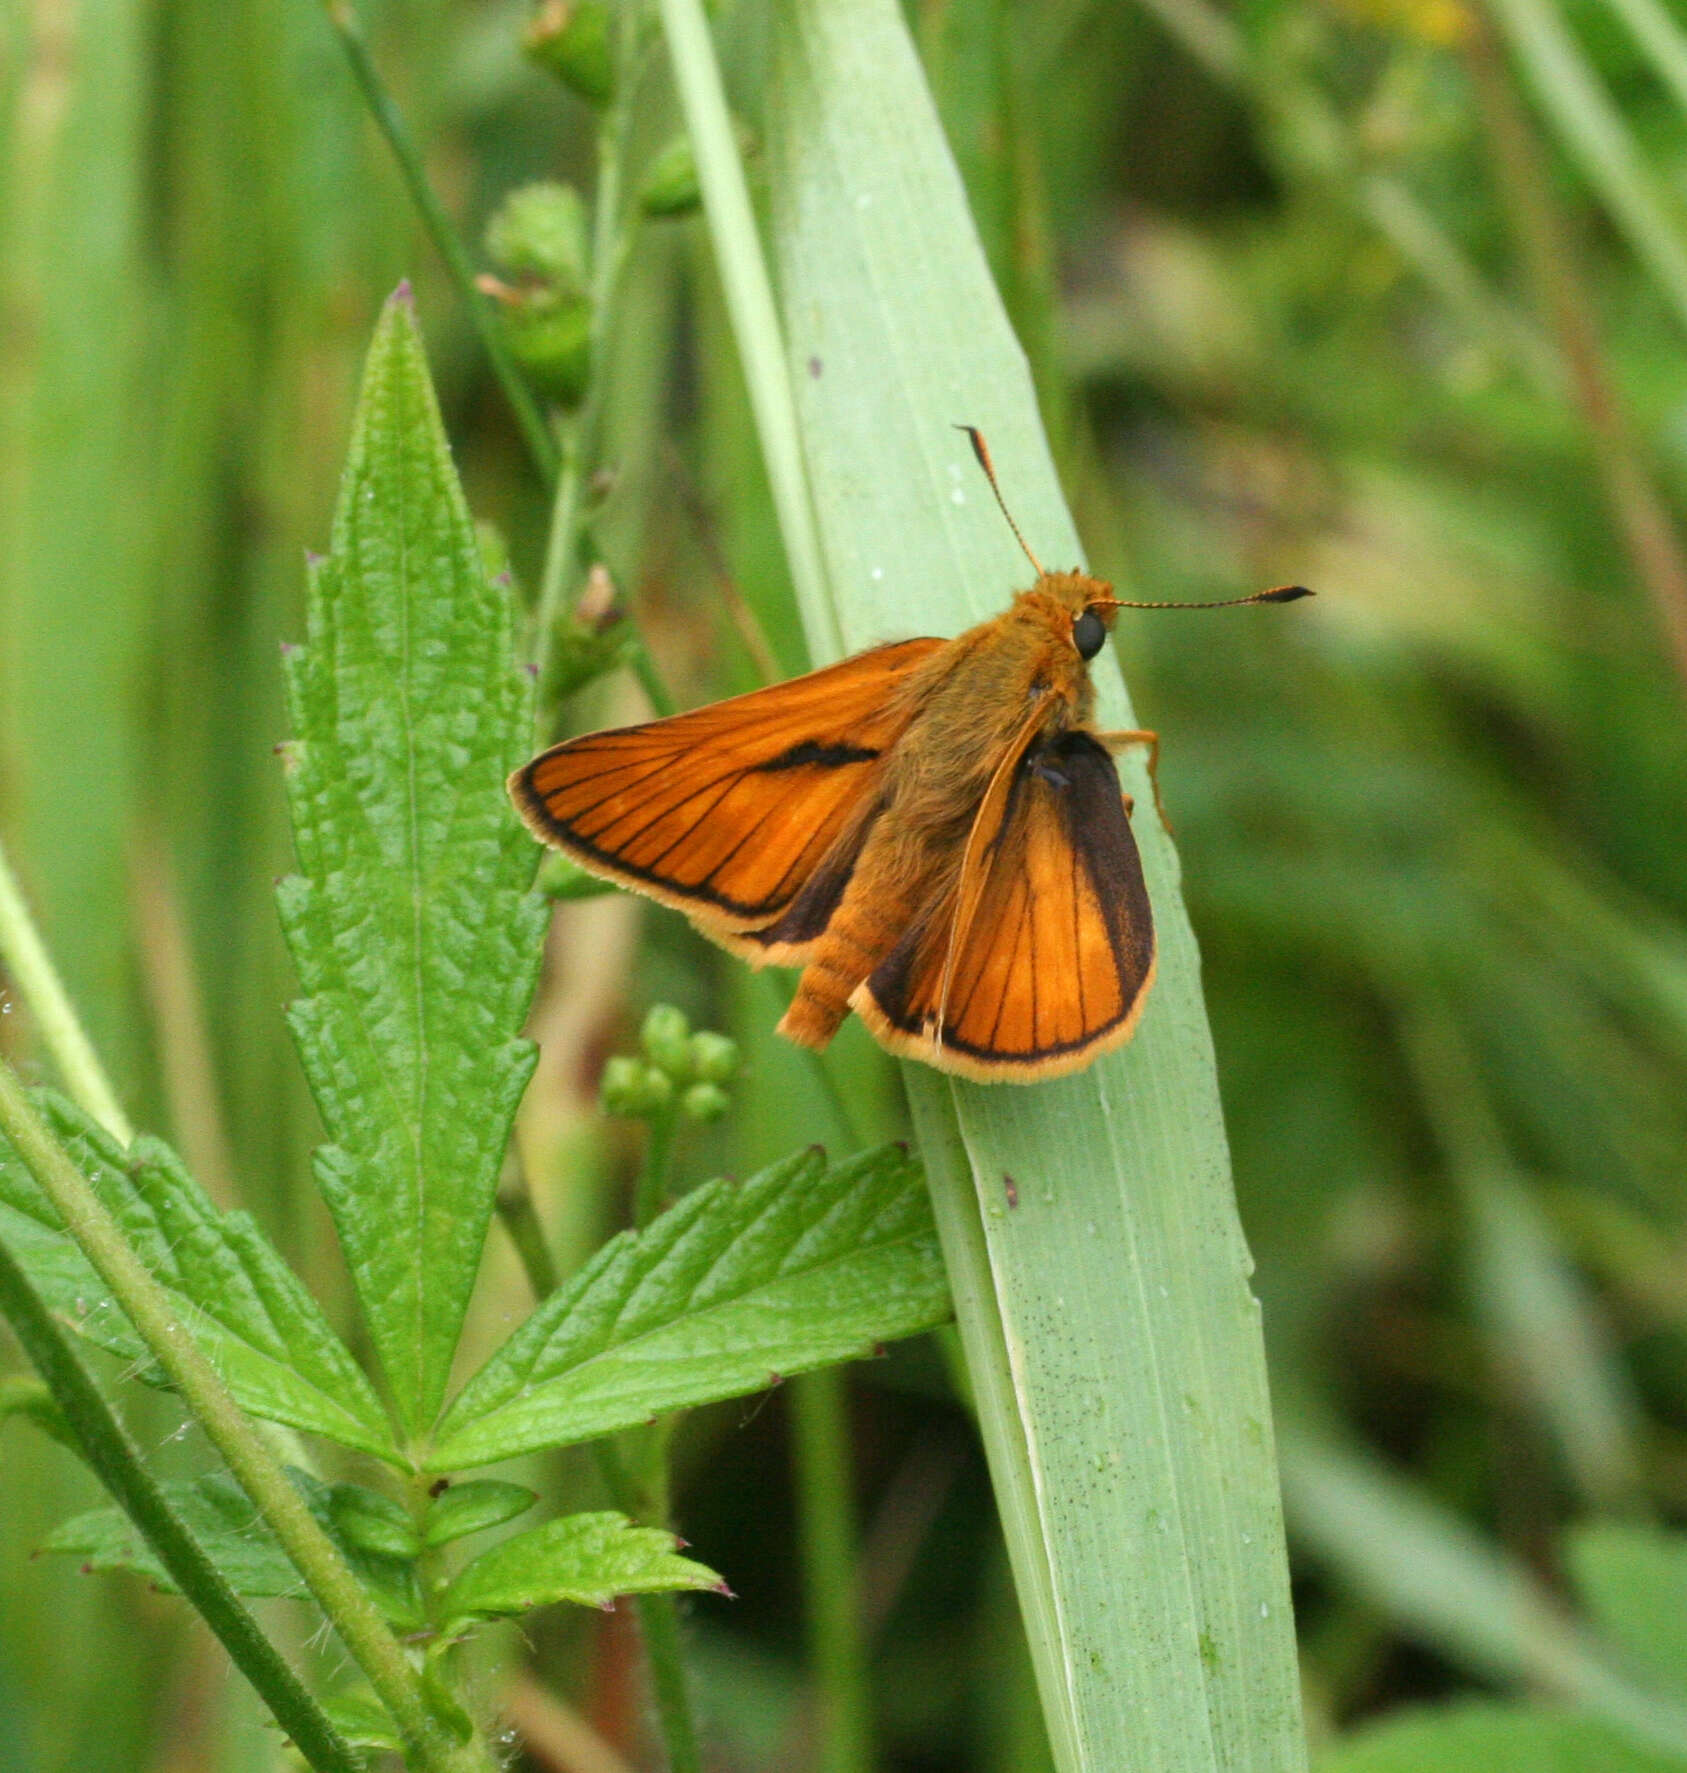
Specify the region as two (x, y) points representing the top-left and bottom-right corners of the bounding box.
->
(511, 430), (1308, 1083)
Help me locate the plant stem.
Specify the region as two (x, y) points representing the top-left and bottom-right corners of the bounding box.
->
(657, 0), (837, 653)
(592, 1438), (703, 1773)
(633, 1100), (679, 1230)
(496, 1154), (563, 1301)
(0, 1059), (497, 1773)
(531, 19), (676, 732)
(0, 1224), (361, 1773)
(791, 1368), (874, 1773)
(0, 834), (133, 1145)
(325, 0), (559, 484)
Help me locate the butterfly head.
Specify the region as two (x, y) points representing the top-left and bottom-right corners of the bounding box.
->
(1017, 570), (1120, 669)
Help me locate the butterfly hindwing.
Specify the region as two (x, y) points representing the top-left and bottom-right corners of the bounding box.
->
(853, 729), (1155, 1081)
(511, 638), (942, 940)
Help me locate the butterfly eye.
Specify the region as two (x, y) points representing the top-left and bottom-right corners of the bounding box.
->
(1072, 607), (1107, 661)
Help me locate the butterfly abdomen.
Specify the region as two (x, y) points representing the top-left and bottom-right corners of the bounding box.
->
(777, 821), (935, 1051)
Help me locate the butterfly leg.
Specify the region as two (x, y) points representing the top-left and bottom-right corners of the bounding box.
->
(1094, 728), (1170, 832)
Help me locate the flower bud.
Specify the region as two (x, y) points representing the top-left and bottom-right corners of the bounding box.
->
(640, 1003), (693, 1077)
(542, 607), (634, 701)
(500, 295), (593, 406)
(681, 1080), (731, 1123)
(485, 181), (589, 294)
(600, 1054), (672, 1118)
(639, 135), (702, 218)
(523, 0), (615, 106)
(688, 1030), (739, 1084)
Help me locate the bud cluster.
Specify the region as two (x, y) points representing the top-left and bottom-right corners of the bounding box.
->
(600, 1004), (740, 1124)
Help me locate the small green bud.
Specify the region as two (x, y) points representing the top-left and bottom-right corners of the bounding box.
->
(640, 119), (756, 219)
(523, 0), (615, 106)
(688, 1030), (739, 1084)
(601, 1055), (674, 1118)
(681, 1080), (731, 1123)
(485, 181), (589, 293)
(500, 295), (593, 406)
(641, 1003), (693, 1076)
(543, 608), (635, 701)
(639, 135), (702, 218)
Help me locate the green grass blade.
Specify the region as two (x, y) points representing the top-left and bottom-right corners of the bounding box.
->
(1314, 1704), (1687, 1773)
(1282, 1434), (1687, 1759)
(278, 289), (548, 1438)
(744, 3), (1305, 1766)
(1489, 0), (1687, 339)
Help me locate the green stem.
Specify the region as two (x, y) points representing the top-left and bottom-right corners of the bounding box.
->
(0, 1226), (360, 1773)
(531, 22), (676, 733)
(657, 0), (837, 652)
(633, 1101), (680, 1230)
(591, 1439), (702, 1773)
(495, 1157), (562, 1301)
(791, 1368), (873, 1773)
(0, 835), (133, 1145)
(0, 1060), (496, 1773)
(325, 0), (559, 484)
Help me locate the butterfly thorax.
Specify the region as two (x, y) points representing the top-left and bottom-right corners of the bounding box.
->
(880, 571), (1110, 837)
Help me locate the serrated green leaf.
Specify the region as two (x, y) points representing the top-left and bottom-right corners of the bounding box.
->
(41, 1465), (426, 1633)
(439, 1512), (723, 1623)
(0, 1092), (393, 1460)
(1314, 1702), (1687, 1773)
(421, 1480), (536, 1548)
(277, 289), (548, 1434)
(428, 1144), (949, 1469)
(43, 1471), (303, 1598)
(1567, 1524), (1687, 1702)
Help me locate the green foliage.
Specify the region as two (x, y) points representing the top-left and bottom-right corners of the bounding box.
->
(1567, 1524), (1687, 1702)
(277, 291), (549, 1438)
(44, 1472), (306, 1600)
(0, 1093), (392, 1460)
(439, 1512), (723, 1623)
(12, 0), (1687, 1760)
(420, 1482), (537, 1549)
(44, 1471), (720, 1643)
(1314, 1705), (1687, 1773)
(430, 1142), (948, 1468)
(758, 2), (1303, 1765)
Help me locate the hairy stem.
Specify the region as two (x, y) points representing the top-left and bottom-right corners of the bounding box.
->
(325, 0), (559, 483)
(0, 1061), (497, 1773)
(0, 1224), (361, 1773)
(0, 835), (133, 1144)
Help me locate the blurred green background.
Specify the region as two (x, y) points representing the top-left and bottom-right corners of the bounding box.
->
(5, 0), (1687, 1767)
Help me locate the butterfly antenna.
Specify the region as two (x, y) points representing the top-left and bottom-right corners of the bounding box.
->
(1101, 585), (1314, 611)
(956, 425), (1045, 577)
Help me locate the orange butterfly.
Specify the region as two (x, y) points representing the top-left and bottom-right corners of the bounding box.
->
(511, 431), (1307, 1083)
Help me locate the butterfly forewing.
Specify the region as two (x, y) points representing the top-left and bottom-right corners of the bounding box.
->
(512, 638), (943, 932)
(854, 730), (1155, 1081)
